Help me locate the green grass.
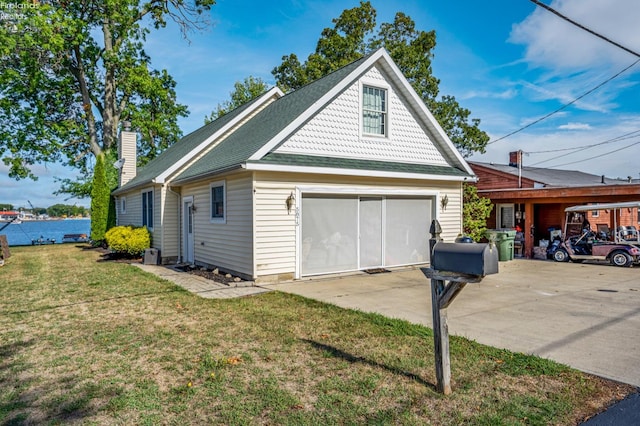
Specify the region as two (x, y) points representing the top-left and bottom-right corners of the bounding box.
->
(0, 244), (634, 425)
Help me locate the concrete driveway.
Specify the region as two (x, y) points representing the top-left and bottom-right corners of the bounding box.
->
(268, 259), (640, 387)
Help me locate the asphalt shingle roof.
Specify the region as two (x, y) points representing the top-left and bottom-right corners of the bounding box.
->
(470, 161), (618, 187)
(113, 94), (265, 193)
(252, 153), (468, 177)
(173, 53), (373, 183)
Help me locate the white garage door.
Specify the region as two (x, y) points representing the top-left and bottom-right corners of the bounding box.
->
(301, 195), (432, 276)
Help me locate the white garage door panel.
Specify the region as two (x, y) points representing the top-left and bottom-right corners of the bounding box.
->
(385, 198), (432, 266)
(301, 196), (358, 275)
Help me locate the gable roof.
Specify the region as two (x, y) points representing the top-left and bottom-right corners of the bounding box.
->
(469, 161), (620, 187)
(113, 88), (283, 194)
(172, 48), (473, 184)
(115, 48), (475, 193)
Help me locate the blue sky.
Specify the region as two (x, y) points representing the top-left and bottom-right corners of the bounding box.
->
(3, 0), (640, 208)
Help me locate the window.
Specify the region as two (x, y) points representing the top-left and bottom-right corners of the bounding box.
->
(121, 197), (126, 214)
(591, 210), (599, 218)
(210, 180), (226, 223)
(498, 204), (515, 228)
(362, 85), (387, 136)
(142, 190), (153, 228)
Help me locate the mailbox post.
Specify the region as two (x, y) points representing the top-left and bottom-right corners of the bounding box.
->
(422, 220), (498, 394)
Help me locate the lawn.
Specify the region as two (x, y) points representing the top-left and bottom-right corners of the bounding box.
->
(0, 244), (634, 425)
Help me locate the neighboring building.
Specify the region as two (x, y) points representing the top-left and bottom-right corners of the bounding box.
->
(0, 211), (20, 221)
(470, 152), (640, 258)
(113, 48), (475, 282)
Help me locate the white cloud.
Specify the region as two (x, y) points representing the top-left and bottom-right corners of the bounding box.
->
(471, 114), (640, 178)
(510, 0), (640, 71)
(558, 122), (592, 130)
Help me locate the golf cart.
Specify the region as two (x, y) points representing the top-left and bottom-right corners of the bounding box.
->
(547, 202), (640, 267)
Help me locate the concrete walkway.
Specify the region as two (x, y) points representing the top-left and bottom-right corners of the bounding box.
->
(133, 264), (271, 299)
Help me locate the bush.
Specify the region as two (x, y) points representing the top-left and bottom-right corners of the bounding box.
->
(105, 226), (151, 256)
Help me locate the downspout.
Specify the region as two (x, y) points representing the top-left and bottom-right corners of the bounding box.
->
(167, 186), (181, 262)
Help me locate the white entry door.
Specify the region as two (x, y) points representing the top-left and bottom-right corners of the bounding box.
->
(183, 199), (194, 264)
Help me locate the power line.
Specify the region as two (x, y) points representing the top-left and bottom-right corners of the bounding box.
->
(487, 1), (640, 144)
(488, 58), (640, 145)
(529, 0), (640, 58)
(526, 129), (640, 155)
(539, 139), (640, 169)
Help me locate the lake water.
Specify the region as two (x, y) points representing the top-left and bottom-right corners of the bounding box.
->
(0, 219), (91, 246)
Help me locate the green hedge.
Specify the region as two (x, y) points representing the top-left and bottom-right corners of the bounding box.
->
(105, 226), (151, 256)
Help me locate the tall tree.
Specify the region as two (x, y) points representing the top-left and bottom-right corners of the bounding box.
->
(205, 76), (268, 124)
(1, 0), (214, 236)
(272, 1), (489, 157)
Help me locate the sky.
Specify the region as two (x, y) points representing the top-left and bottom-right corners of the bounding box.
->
(3, 0), (640, 209)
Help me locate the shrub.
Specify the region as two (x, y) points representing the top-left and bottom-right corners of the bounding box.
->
(105, 226), (151, 256)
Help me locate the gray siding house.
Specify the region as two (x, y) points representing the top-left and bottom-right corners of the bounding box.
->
(112, 48), (475, 282)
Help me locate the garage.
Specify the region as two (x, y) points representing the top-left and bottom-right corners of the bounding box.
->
(300, 194), (433, 276)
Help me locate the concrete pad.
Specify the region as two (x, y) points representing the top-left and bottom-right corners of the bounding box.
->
(268, 260), (640, 387)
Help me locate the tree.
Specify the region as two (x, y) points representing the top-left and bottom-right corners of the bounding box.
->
(1, 0), (214, 235)
(271, 1), (489, 156)
(205, 76), (269, 124)
(90, 153), (108, 242)
(462, 183), (493, 242)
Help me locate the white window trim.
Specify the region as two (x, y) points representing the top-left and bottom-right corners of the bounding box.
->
(209, 180), (226, 224)
(121, 196), (126, 214)
(141, 188), (154, 230)
(359, 78), (391, 139)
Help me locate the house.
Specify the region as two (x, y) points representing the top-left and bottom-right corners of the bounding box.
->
(470, 152), (640, 258)
(112, 48), (475, 282)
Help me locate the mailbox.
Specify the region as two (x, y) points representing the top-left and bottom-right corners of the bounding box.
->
(431, 242), (498, 277)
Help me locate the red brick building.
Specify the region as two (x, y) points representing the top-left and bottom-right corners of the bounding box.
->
(469, 152), (640, 258)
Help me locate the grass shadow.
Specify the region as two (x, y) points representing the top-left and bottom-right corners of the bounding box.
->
(301, 338), (436, 391)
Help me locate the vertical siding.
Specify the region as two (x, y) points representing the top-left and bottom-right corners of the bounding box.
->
(181, 173), (253, 276)
(254, 172), (463, 279)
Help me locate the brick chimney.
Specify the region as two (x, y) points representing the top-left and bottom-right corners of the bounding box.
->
(117, 121), (137, 187)
(509, 151), (522, 168)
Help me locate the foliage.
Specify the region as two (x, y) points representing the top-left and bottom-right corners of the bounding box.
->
(105, 225), (151, 256)
(205, 76), (269, 124)
(0, 204), (14, 211)
(271, 1), (489, 157)
(463, 183), (494, 242)
(46, 204), (88, 217)
(90, 153), (109, 242)
(0, 0), (213, 192)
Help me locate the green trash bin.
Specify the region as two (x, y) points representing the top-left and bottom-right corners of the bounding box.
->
(496, 229), (516, 261)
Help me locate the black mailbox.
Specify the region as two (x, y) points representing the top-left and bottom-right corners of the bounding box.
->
(431, 242), (498, 277)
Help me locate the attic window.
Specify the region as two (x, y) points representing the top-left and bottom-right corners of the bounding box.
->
(362, 85), (387, 136)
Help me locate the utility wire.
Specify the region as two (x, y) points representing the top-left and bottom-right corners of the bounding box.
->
(529, 0), (640, 58)
(526, 129), (640, 155)
(488, 58), (640, 145)
(540, 139), (640, 169)
(487, 1), (640, 144)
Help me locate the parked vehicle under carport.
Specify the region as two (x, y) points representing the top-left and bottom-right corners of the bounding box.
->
(548, 202), (640, 267)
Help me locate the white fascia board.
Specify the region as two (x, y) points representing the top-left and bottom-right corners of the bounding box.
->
(376, 50), (476, 177)
(155, 87), (285, 184)
(244, 162), (473, 182)
(248, 49), (388, 162)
